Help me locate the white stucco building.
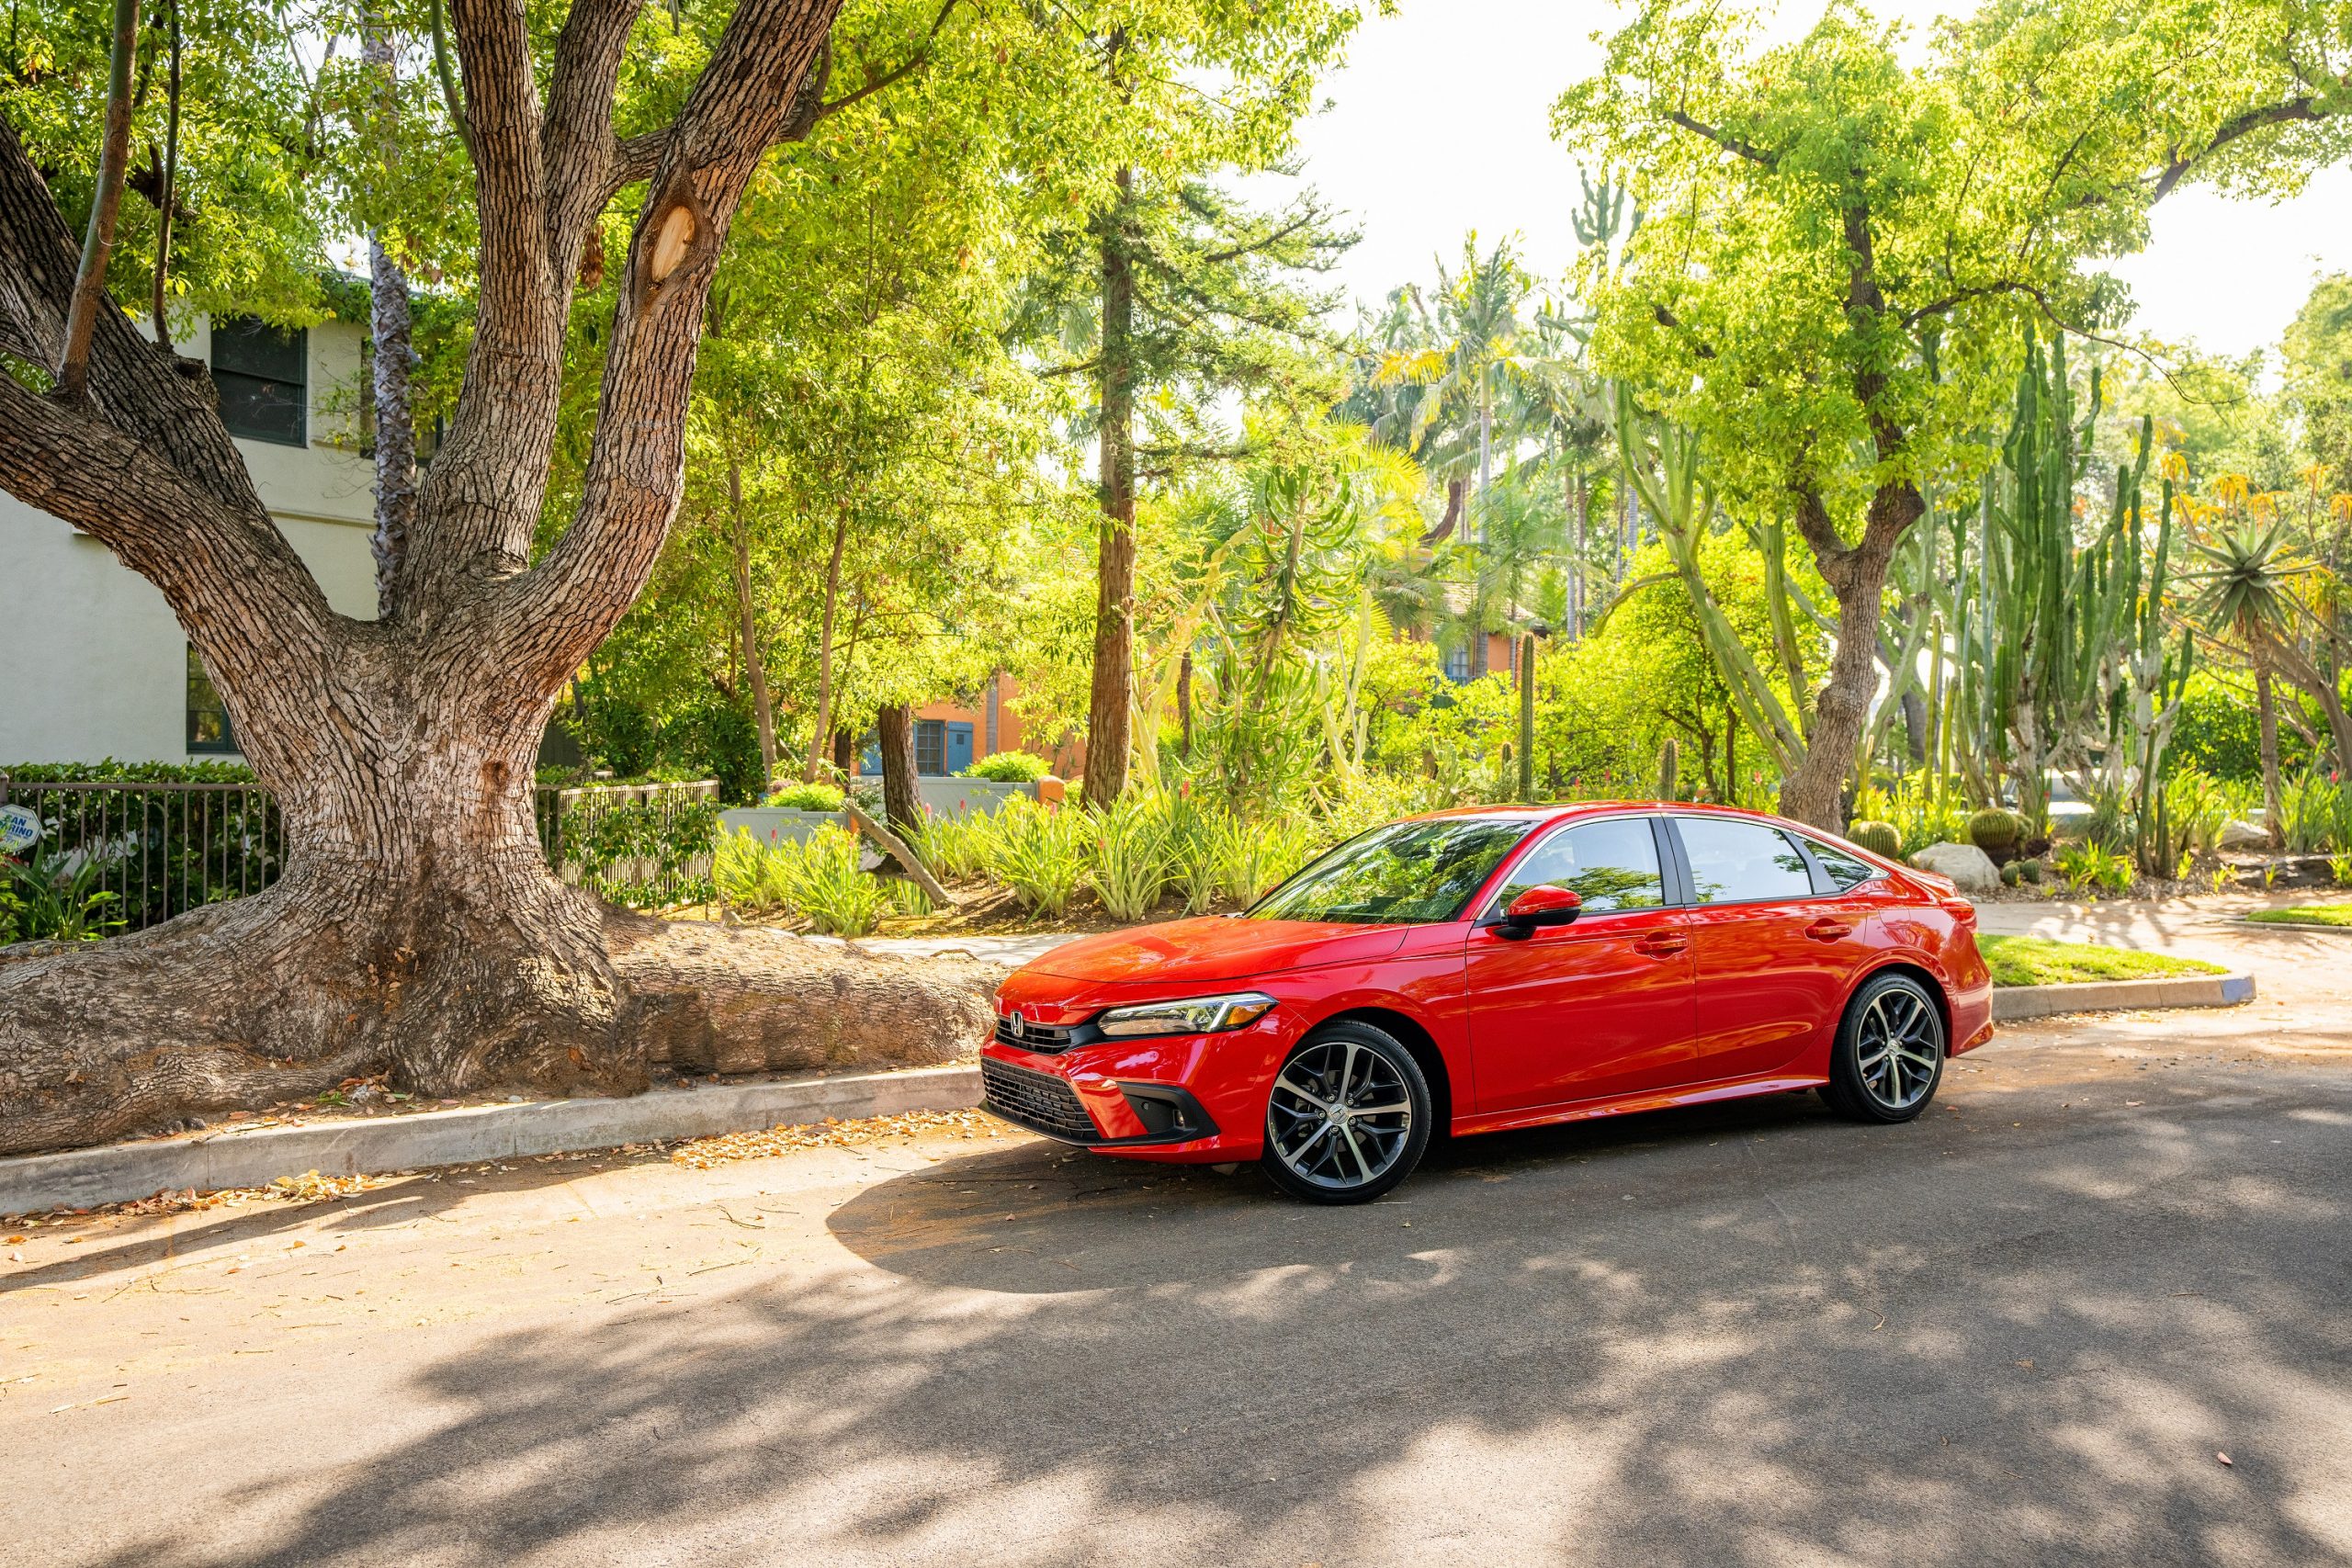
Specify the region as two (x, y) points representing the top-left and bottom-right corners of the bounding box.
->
(0, 312), (380, 765)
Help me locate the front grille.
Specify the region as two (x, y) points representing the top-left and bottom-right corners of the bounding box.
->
(993, 1015), (1085, 1053)
(981, 1057), (1101, 1141)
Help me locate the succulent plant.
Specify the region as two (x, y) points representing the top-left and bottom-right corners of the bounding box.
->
(1968, 807), (2024, 852)
(1847, 819), (1902, 860)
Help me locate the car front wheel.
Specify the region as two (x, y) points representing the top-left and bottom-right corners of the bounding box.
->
(1821, 971), (1946, 1122)
(1261, 1021), (1432, 1204)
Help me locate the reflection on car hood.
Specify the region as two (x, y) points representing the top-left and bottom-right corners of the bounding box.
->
(1023, 916), (1409, 985)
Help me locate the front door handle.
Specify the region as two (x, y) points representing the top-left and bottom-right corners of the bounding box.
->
(1634, 931), (1689, 958)
(1805, 918), (1854, 942)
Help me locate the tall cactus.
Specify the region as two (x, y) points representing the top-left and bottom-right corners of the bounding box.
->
(1960, 326), (2191, 857)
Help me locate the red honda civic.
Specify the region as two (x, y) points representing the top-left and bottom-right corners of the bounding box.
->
(981, 803), (1994, 1202)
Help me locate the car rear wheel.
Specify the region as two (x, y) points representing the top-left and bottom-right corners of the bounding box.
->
(1821, 971), (1946, 1122)
(1261, 1021), (1432, 1204)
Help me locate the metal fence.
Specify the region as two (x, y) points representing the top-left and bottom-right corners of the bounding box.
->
(0, 776), (284, 933)
(2, 774), (720, 934)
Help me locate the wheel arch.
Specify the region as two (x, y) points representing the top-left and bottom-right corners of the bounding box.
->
(1856, 959), (1955, 1054)
(1308, 1006), (1455, 1134)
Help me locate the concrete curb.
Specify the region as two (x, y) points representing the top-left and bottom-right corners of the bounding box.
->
(2227, 917), (2352, 935)
(0, 1063), (981, 1219)
(1992, 972), (2256, 1021)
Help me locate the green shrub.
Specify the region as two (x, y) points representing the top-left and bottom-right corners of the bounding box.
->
(907, 809), (989, 882)
(1968, 807), (2023, 852)
(1846, 820), (1902, 860)
(763, 781), (845, 812)
(1086, 795), (1173, 920)
(988, 796), (1090, 918)
(791, 826), (893, 937)
(2277, 769), (2352, 856)
(5, 850), (125, 941)
(559, 796), (718, 909)
(963, 750), (1051, 783)
(2055, 840), (2133, 897)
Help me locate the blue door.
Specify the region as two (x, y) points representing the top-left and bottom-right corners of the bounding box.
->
(946, 722), (975, 775)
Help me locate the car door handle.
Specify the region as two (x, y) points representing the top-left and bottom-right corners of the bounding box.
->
(1805, 918), (1854, 942)
(1634, 931), (1688, 958)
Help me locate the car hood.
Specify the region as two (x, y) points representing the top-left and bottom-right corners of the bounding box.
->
(1023, 917), (1409, 985)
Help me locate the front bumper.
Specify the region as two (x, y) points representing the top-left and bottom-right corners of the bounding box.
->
(978, 1056), (1221, 1148)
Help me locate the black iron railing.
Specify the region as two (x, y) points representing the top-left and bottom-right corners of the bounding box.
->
(1, 774), (719, 934)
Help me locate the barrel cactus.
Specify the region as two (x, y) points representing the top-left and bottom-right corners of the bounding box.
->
(1847, 820), (1902, 860)
(1968, 807), (2024, 854)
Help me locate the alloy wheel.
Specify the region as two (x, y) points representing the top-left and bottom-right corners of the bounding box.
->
(1855, 986), (1940, 1111)
(1266, 1038), (1415, 1192)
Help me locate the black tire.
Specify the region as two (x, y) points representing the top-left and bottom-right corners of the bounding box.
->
(1260, 1021), (1433, 1204)
(1820, 971), (1946, 1123)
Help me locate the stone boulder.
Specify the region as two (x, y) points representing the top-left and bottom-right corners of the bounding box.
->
(1909, 841), (2000, 896)
(2216, 818), (2270, 852)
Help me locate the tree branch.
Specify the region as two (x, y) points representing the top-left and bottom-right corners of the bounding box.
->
(1664, 108), (1779, 169)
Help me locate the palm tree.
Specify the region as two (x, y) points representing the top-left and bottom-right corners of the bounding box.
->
(2188, 519), (2302, 851)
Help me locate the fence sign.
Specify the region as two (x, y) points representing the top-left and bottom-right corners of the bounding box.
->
(0, 804), (38, 855)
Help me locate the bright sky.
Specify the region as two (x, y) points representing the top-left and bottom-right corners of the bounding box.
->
(1290, 0), (2352, 367)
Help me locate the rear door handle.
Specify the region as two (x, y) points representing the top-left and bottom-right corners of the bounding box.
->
(1806, 918), (1854, 942)
(1634, 931), (1688, 958)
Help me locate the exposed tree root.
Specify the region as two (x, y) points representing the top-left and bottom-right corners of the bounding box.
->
(0, 895), (997, 1158)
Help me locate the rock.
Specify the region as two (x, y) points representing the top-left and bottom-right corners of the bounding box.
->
(2217, 819), (2270, 852)
(1910, 841), (1999, 895)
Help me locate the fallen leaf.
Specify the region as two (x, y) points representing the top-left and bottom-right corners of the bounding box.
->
(2016, 1359), (2034, 1370)
(3, 1235), (23, 1245)
(2218, 1452), (2233, 1467)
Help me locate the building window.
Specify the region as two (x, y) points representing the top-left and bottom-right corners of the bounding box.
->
(187, 647), (237, 754)
(1443, 643), (1472, 683)
(915, 718), (946, 776)
(211, 316), (307, 446)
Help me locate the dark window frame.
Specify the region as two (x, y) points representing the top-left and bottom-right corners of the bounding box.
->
(187, 646), (239, 754)
(210, 315), (309, 447)
(914, 717), (946, 776)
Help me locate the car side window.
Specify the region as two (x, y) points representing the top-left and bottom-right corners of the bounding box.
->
(1677, 818), (1816, 904)
(1493, 818), (1666, 915)
(1805, 837), (1881, 891)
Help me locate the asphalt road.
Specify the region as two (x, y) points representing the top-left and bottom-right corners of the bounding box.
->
(3, 992), (2347, 1568)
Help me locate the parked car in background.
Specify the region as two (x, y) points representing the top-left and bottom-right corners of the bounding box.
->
(982, 803), (1993, 1202)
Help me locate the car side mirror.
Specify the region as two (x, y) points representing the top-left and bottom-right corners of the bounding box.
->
(1499, 885), (1581, 937)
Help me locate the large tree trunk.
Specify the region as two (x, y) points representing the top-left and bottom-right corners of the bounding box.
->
(876, 702), (920, 837)
(1779, 480), (1914, 830)
(1082, 165), (1136, 807)
(0, 1), (996, 1157)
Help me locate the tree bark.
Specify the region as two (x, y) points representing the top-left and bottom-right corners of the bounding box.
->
(806, 503), (850, 780)
(53, 0), (139, 400)
(1778, 480), (1915, 830)
(363, 10), (417, 615)
(148, 0), (181, 354)
(1082, 164), (1136, 807)
(0, 2), (998, 1157)
(876, 702), (920, 837)
(729, 460), (777, 789)
(2256, 657), (2285, 852)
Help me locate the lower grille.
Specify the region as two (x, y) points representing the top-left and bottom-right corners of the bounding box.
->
(980, 1057), (1101, 1142)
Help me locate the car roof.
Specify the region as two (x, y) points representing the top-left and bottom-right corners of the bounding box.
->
(1407, 800), (1812, 830)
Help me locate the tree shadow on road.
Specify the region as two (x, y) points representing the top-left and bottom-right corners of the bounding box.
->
(85, 1078), (2352, 1568)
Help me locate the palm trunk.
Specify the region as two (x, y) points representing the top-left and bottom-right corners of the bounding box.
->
(1083, 164), (1137, 806)
(2256, 656), (2285, 852)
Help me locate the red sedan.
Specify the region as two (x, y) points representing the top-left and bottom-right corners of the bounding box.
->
(981, 803), (1994, 1203)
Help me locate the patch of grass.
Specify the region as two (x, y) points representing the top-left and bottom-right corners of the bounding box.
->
(1976, 935), (2227, 987)
(2243, 903), (2352, 928)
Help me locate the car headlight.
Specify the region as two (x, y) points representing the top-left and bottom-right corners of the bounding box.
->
(1093, 991), (1278, 1039)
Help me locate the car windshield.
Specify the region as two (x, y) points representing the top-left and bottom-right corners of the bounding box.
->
(1249, 817), (1536, 925)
